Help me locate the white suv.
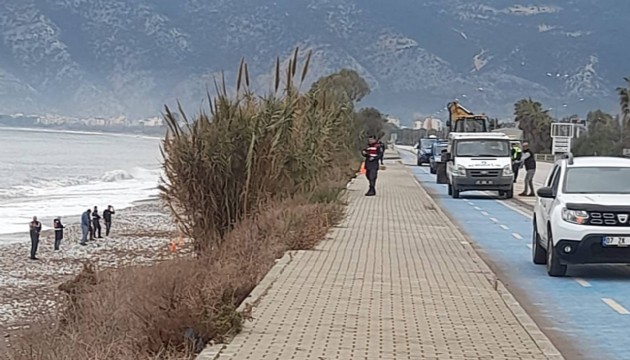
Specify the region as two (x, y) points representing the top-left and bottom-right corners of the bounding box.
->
(532, 155), (630, 277)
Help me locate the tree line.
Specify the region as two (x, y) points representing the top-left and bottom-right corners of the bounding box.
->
(515, 77), (630, 156)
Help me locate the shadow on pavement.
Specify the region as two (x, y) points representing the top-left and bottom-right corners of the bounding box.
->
(568, 264), (630, 280)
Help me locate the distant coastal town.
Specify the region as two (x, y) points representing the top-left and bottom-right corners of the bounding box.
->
(0, 113), (172, 136)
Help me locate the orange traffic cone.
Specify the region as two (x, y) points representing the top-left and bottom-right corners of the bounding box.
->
(359, 162), (366, 175)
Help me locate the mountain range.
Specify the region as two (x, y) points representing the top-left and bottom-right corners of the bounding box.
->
(0, 0), (628, 123)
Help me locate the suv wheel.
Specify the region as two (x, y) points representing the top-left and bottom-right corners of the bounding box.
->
(532, 220), (546, 265)
(448, 184), (453, 195)
(430, 166), (436, 174)
(452, 187), (460, 199)
(546, 229), (567, 277)
(417, 159), (422, 166)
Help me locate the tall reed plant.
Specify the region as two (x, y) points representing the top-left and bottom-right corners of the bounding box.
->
(160, 49), (362, 252)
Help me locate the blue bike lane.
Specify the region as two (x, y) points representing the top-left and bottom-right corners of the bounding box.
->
(398, 149), (630, 360)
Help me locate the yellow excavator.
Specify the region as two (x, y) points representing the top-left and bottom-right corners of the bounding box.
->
(445, 101), (493, 136)
(435, 101), (495, 184)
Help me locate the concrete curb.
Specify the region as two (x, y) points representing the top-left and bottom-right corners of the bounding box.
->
(395, 149), (565, 360)
(194, 251), (296, 360)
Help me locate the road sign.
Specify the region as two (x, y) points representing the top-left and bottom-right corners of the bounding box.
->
(551, 123), (573, 154)
(552, 136), (571, 154)
(551, 123), (574, 138)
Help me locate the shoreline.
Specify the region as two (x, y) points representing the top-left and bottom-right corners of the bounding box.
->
(0, 125), (163, 140)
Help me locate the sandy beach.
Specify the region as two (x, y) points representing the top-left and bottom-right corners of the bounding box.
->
(0, 201), (187, 351)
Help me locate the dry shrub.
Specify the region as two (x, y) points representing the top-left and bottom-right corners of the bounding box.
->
(7, 199), (345, 360)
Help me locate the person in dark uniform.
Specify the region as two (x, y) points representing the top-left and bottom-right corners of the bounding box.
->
(92, 206), (103, 239)
(29, 216), (42, 260)
(103, 205), (115, 237)
(361, 136), (384, 196)
(53, 217), (65, 251)
(511, 142), (522, 183)
(87, 209), (94, 241)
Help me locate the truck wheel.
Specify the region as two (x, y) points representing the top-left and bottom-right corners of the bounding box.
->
(430, 166), (436, 174)
(505, 188), (514, 199)
(546, 230), (567, 277)
(448, 184), (453, 196)
(417, 159), (422, 166)
(452, 188), (460, 199)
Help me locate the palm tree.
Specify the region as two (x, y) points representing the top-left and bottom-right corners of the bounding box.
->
(617, 77), (630, 149)
(514, 98), (552, 153)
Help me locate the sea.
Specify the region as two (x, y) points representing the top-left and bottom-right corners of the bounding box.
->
(0, 127), (163, 240)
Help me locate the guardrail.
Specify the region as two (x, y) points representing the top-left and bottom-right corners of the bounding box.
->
(535, 154), (556, 163)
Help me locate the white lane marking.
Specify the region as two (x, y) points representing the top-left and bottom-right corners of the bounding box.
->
(575, 278), (592, 288)
(460, 241), (470, 245)
(490, 217), (499, 223)
(474, 206), (482, 210)
(481, 211), (489, 216)
(496, 199), (533, 218)
(602, 298), (630, 315)
(512, 233), (523, 240)
(500, 225), (510, 230)
(526, 244), (533, 249)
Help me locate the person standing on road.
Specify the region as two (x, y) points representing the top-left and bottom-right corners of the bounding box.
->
(519, 142), (537, 197)
(361, 136), (384, 196)
(92, 206), (103, 239)
(103, 205), (115, 237)
(511, 142), (522, 183)
(29, 216), (42, 260)
(80, 209), (90, 246)
(53, 217), (65, 251)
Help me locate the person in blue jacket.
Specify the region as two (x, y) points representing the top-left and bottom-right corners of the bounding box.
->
(80, 209), (91, 246)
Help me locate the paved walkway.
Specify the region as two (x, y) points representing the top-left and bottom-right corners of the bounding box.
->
(215, 156), (557, 359)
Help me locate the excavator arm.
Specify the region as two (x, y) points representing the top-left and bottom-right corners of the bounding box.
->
(445, 101), (490, 135)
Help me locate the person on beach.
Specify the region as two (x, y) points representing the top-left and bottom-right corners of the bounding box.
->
(29, 216), (42, 260)
(361, 135), (384, 196)
(103, 205), (115, 237)
(80, 209), (90, 246)
(53, 217), (65, 251)
(92, 206), (102, 239)
(87, 209), (94, 241)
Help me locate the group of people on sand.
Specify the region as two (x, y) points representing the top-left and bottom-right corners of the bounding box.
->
(28, 205), (116, 261)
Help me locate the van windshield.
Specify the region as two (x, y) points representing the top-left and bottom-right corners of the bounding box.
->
(455, 140), (510, 157)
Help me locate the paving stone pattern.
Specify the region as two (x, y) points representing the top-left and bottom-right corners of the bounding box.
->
(217, 161), (550, 360)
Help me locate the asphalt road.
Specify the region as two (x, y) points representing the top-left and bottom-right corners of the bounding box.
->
(397, 148), (630, 360)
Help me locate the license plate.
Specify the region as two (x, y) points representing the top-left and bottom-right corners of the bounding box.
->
(476, 180), (493, 185)
(603, 236), (630, 247)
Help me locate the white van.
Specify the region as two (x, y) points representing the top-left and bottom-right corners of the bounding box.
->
(445, 133), (514, 199)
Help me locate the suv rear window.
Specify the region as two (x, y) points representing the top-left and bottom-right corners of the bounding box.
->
(564, 167), (630, 194)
